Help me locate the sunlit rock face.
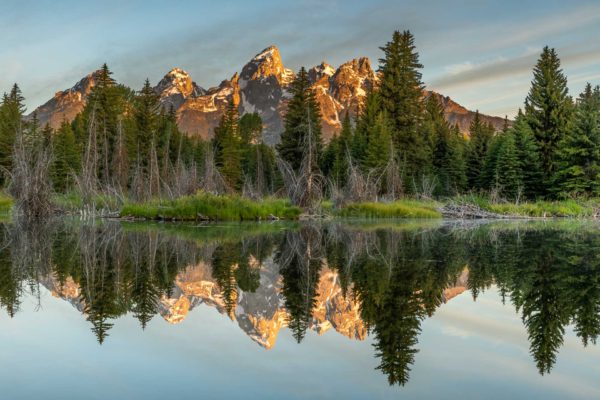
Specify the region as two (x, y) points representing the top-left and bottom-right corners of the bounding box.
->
(154, 67), (206, 111)
(33, 71), (99, 129)
(176, 73), (240, 139)
(30, 45), (506, 141)
(442, 267), (470, 302)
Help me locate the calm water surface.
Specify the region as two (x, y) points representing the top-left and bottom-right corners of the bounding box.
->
(0, 219), (599, 399)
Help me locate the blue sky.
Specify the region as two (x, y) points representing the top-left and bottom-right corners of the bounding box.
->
(1, 0), (599, 118)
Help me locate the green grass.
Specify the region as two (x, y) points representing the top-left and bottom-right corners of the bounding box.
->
(485, 200), (594, 217)
(53, 191), (123, 212)
(0, 193), (13, 215)
(449, 194), (593, 217)
(120, 192), (302, 221)
(336, 200), (442, 219)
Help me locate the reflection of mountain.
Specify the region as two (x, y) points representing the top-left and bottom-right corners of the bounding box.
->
(7, 221), (598, 387)
(41, 259), (470, 349)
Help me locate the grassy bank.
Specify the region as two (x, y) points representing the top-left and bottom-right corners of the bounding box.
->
(0, 193), (13, 215)
(458, 196), (596, 218)
(7, 190), (600, 220)
(335, 200), (442, 219)
(120, 193), (302, 221)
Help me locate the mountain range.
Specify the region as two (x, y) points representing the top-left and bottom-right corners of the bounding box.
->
(31, 45), (506, 144)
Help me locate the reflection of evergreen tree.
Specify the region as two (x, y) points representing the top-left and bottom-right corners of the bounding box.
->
(372, 265), (423, 386)
(519, 239), (569, 375)
(347, 228), (464, 386)
(131, 263), (160, 329)
(212, 242), (241, 317)
(0, 246), (20, 317)
(81, 256), (121, 345)
(277, 229), (323, 343)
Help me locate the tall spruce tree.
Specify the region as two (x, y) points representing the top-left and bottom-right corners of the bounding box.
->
(512, 110), (543, 199)
(426, 96), (467, 195)
(495, 133), (522, 199)
(214, 101), (242, 189)
(353, 89), (381, 168)
(329, 112), (353, 185)
(553, 83), (600, 197)
(277, 67), (322, 171)
(0, 84), (26, 184)
(82, 64), (130, 186)
(378, 30), (428, 181)
(363, 112), (393, 171)
(466, 111), (494, 189)
(525, 47), (573, 192)
(134, 79), (160, 168)
(52, 119), (81, 192)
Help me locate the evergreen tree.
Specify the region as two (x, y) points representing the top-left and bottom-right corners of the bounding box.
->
(378, 30), (428, 181)
(0, 84), (26, 184)
(134, 78), (160, 168)
(512, 111), (543, 199)
(330, 112), (353, 185)
(525, 47), (573, 191)
(353, 89), (381, 167)
(553, 83), (600, 197)
(495, 133), (521, 198)
(426, 96), (466, 195)
(277, 67), (322, 171)
(466, 111), (494, 189)
(363, 112), (393, 171)
(52, 119), (81, 192)
(214, 101), (242, 189)
(81, 63), (131, 186)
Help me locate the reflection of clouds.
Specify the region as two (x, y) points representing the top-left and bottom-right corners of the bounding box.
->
(430, 287), (600, 399)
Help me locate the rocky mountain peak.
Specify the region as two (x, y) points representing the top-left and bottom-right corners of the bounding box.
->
(32, 70), (100, 129)
(308, 61), (335, 84)
(155, 67), (205, 110)
(240, 45), (294, 88)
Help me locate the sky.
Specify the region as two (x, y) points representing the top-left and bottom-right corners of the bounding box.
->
(0, 0), (599, 118)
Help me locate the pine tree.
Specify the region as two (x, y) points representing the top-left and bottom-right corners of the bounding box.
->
(0, 84), (26, 184)
(83, 63), (130, 186)
(466, 111), (494, 189)
(134, 78), (160, 168)
(214, 101), (242, 189)
(52, 119), (81, 192)
(495, 133), (521, 199)
(277, 67), (322, 171)
(330, 112), (353, 185)
(553, 83), (600, 197)
(353, 89), (381, 168)
(363, 112), (393, 171)
(525, 47), (573, 192)
(512, 111), (543, 199)
(426, 96), (466, 195)
(378, 30), (428, 180)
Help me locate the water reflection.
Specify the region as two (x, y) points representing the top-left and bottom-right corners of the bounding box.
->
(0, 220), (599, 387)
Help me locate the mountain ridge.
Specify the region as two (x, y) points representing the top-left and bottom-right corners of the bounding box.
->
(30, 45), (507, 143)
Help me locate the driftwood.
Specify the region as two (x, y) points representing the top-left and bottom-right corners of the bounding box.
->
(439, 203), (509, 219)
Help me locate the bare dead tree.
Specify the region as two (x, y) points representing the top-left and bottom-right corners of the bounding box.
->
(75, 107), (100, 217)
(200, 145), (229, 195)
(277, 109), (325, 213)
(382, 149), (404, 201)
(8, 123), (54, 221)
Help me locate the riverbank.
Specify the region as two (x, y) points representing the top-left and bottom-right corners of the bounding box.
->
(9, 191), (600, 221)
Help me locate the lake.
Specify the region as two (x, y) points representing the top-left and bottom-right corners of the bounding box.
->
(0, 219), (598, 399)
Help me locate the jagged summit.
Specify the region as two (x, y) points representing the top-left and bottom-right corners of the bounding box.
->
(308, 61), (336, 83)
(32, 70), (100, 129)
(155, 67), (205, 110)
(240, 45), (294, 88)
